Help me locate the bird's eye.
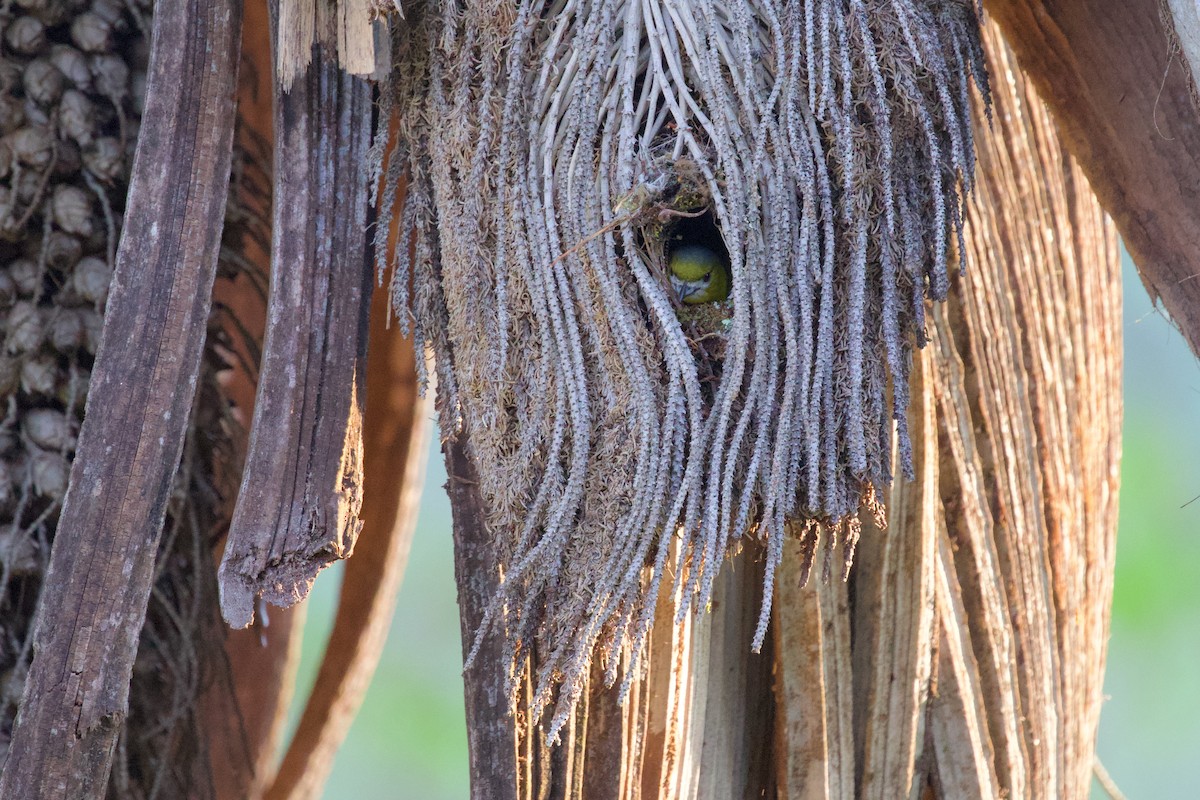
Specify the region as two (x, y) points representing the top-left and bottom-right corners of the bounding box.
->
(703, 271), (711, 282)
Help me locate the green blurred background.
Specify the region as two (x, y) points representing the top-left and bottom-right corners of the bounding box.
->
(289, 250), (1200, 799)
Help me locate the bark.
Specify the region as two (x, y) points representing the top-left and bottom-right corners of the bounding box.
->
(207, 2), (307, 795)
(851, 357), (938, 799)
(773, 564), (854, 799)
(264, 253), (430, 800)
(985, 0), (1200, 360)
(209, 5), (422, 796)
(0, 1), (242, 796)
(447, 426), (521, 800)
(218, 13), (375, 629)
(275, 0), (380, 89)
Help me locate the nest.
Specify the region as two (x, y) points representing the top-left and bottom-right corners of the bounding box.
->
(379, 0), (989, 736)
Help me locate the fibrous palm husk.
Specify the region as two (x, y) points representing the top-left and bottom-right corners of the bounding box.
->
(378, 0), (989, 736)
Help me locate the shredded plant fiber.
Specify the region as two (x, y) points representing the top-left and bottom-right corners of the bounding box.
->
(377, 0), (989, 738)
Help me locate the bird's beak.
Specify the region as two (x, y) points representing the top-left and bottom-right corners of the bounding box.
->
(671, 277), (696, 303)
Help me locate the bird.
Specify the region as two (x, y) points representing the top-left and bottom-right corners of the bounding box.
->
(668, 244), (730, 305)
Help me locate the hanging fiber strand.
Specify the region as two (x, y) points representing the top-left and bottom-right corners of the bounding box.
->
(377, 0), (988, 738)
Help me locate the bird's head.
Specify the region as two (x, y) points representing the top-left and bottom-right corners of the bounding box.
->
(668, 245), (730, 305)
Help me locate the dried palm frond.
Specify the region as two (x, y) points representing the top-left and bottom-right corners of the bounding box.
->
(378, 0), (989, 738)
(0, 1), (269, 793)
(1, 0), (155, 771)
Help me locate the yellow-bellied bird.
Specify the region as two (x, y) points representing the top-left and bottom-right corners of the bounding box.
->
(669, 244), (730, 305)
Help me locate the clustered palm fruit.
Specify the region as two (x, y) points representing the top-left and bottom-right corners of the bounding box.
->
(0, 0), (152, 761)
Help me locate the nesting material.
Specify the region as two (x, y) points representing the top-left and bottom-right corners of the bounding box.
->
(379, 0), (988, 735)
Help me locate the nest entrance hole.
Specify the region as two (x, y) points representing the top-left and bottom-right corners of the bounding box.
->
(662, 206), (729, 273)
